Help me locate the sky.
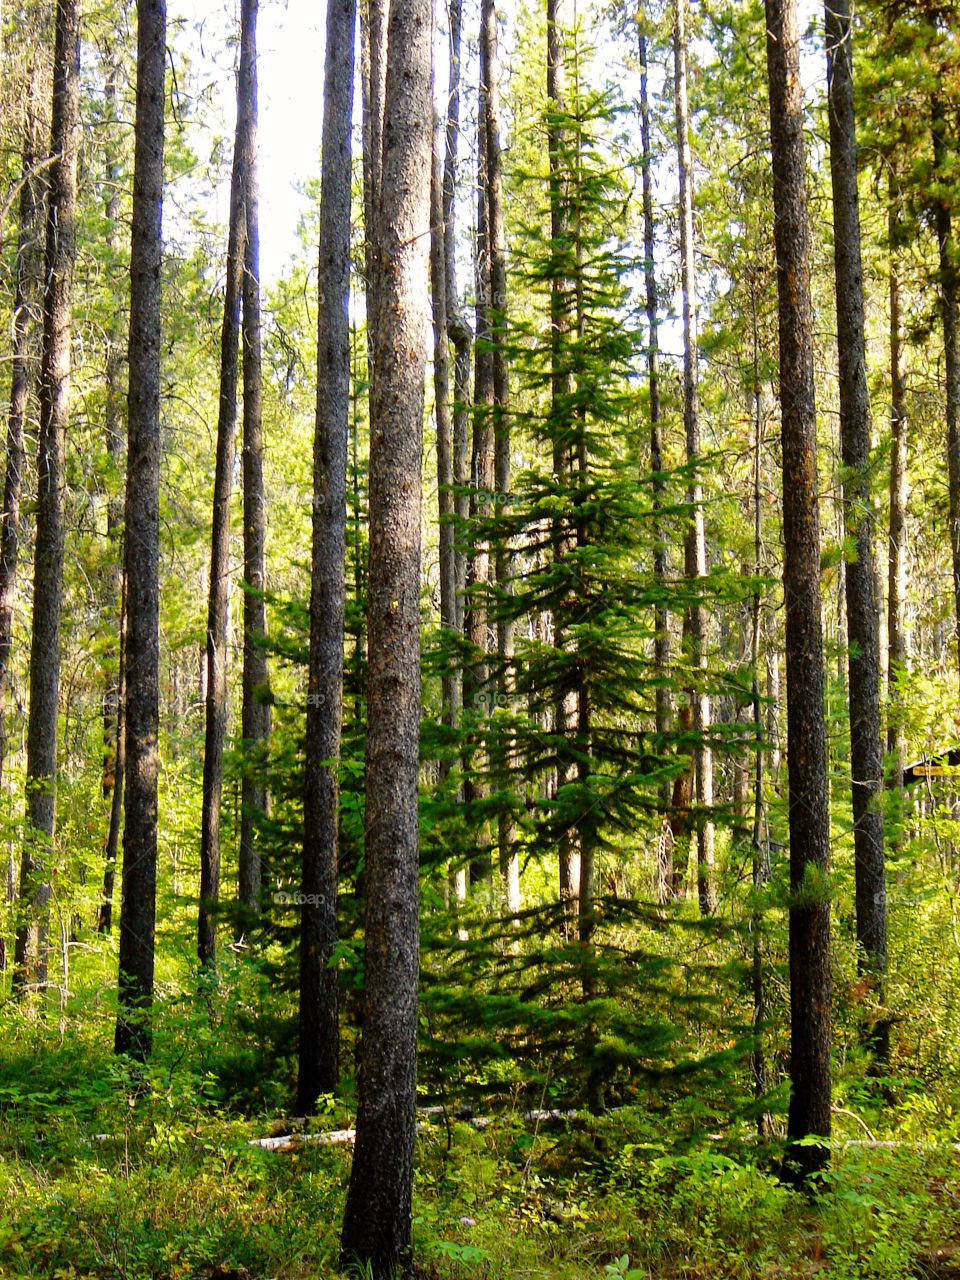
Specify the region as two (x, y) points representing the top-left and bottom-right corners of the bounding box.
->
(169, 0), (826, 287)
(171, 0), (328, 283)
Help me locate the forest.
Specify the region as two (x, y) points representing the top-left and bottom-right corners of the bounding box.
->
(3, 0), (960, 1274)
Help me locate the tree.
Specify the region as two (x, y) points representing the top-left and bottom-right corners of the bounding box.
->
(197, 2), (251, 970)
(932, 104), (960, 694)
(0, 62), (44, 802)
(297, 0), (355, 1113)
(824, 0), (887, 1057)
(764, 0), (832, 1186)
(238, 0), (269, 923)
(547, 0), (580, 927)
(338, 0), (431, 1267)
(98, 46), (127, 936)
(673, 0), (714, 916)
(12, 0), (80, 996)
(637, 12), (673, 901)
(114, 0), (166, 1062)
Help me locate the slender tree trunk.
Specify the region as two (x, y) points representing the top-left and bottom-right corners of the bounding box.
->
(887, 173), (907, 809)
(442, 0), (470, 905)
(13, 0), (80, 997)
(99, 574), (126, 933)
(750, 290), (769, 1136)
(338, 0), (431, 1264)
(115, 0), (166, 1062)
(932, 111), (960, 698)
(674, 0), (714, 917)
(198, 18), (251, 971)
(639, 21), (672, 900)
(239, 0), (269, 922)
(99, 53), (126, 935)
(297, 0), (354, 1113)
(825, 0), (886, 1059)
(480, 0), (517, 913)
(0, 75), (43, 802)
(463, 47), (495, 889)
(765, 0), (831, 1186)
(547, 0), (580, 929)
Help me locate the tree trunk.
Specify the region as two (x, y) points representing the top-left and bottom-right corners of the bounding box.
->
(440, 0), (471, 905)
(750, 290), (770, 1137)
(198, 11), (251, 971)
(480, 0), (517, 913)
(297, 0), (354, 1113)
(195, 47), (245, 967)
(99, 574), (126, 933)
(932, 110), (960, 699)
(239, 0), (269, 924)
(338, 0), (431, 1264)
(674, 0), (714, 917)
(463, 44), (495, 890)
(98, 52), (126, 936)
(886, 172), (907, 808)
(13, 0), (80, 998)
(825, 0), (886, 1058)
(638, 21), (673, 901)
(764, 0), (832, 1187)
(0, 72), (43, 801)
(547, 0), (580, 929)
(115, 0), (166, 1062)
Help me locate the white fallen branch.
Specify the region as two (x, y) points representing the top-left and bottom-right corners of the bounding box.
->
(249, 1107), (583, 1150)
(248, 1127), (356, 1151)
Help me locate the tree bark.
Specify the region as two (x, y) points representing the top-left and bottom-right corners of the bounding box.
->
(764, 0), (832, 1186)
(13, 0), (80, 997)
(239, 0), (269, 923)
(297, 0), (354, 1112)
(480, 0), (517, 912)
(886, 172), (907, 806)
(115, 0), (166, 1062)
(98, 51), (126, 936)
(547, 0), (580, 929)
(99, 574), (126, 934)
(824, 0), (886, 1058)
(338, 0), (431, 1265)
(198, 11), (251, 971)
(638, 20), (673, 899)
(0, 71), (43, 802)
(463, 41), (495, 890)
(674, 0), (714, 918)
(932, 109), (960, 700)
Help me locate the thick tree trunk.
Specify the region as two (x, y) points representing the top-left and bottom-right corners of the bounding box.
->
(825, 0), (886, 1057)
(115, 0), (166, 1062)
(297, 0), (354, 1112)
(338, 0), (431, 1265)
(198, 11), (252, 971)
(13, 0), (80, 997)
(764, 0), (832, 1187)
(239, 0), (269, 922)
(673, 0), (714, 917)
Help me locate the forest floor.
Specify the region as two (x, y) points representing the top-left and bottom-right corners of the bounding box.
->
(3, 1028), (960, 1280)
